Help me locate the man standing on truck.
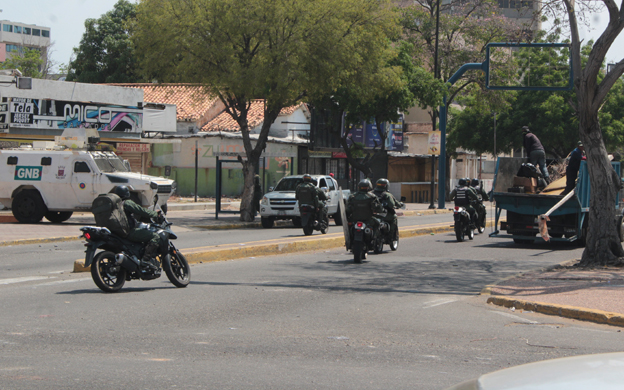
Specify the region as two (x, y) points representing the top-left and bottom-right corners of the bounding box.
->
(561, 141), (586, 196)
(296, 174), (328, 228)
(522, 126), (550, 183)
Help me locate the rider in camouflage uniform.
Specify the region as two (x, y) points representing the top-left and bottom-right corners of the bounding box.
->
(470, 178), (488, 227)
(295, 174), (328, 227)
(346, 179), (384, 232)
(372, 178), (403, 239)
(114, 185), (161, 268)
(449, 178), (479, 226)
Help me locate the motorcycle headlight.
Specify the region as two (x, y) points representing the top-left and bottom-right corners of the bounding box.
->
(260, 196), (269, 205)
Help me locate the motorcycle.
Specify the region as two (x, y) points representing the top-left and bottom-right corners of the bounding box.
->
(349, 215), (384, 263)
(453, 206), (474, 242)
(80, 201), (190, 293)
(375, 197), (406, 252)
(299, 202), (329, 236)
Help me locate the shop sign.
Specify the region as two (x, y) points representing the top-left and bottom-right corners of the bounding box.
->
(117, 143), (150, 153)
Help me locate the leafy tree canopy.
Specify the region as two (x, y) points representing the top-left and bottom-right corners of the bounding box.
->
(0, 48), (44, 78)
(133, 0), (400, 220)
(67, 0), (140, 83)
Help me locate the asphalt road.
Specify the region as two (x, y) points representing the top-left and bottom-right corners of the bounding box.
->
(1, 229), (620, 390)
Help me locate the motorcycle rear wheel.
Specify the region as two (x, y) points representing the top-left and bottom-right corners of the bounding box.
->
(91, 251), (126, 293)
(455, 224), (464, 242)
(303, 225), (314, 236)
(353, 241), (364, 264)
(164, 247), (191, 288)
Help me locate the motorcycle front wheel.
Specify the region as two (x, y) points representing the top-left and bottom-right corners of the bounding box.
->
(373, 237), (384, 254)
(91, 251), (126, 293)
(164, 247), (191, 288)
(468, 227), (474, 240)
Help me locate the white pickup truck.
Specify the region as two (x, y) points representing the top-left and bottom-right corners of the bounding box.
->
(259, 174), (350, 228)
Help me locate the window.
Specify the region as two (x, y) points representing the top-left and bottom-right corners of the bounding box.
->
(318, 178), (327, 189)
(7, 156), (18, 165)
(6, 45), (19, 53)
(41, 30), (50, 38)
(41, 157), (52, 166)
(74, 161), (91, 173)
(326, 178), (335, 191)
(14, 26), (22, 34)
(23, 27), (31, 35)
(2, 24), (13, 33)
(32, 29), (40, 36)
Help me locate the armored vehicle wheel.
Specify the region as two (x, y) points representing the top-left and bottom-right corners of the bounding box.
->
(45, 211), (73, 223)
(12, 190), (47, 223)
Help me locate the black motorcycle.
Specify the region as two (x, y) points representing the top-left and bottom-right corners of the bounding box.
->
(453, 206), (474, 242)
(80, 212), (190, 293)
(299, 202), (329, 235)
(349, 216), (384, 263)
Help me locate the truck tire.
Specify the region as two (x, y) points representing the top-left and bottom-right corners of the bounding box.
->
(333, 212), (343, 226)
(12, 190), (47, 223)
(45, 211), (73, 223)
(292, 217), (302, 227)
(261, 216), (275, 228)
(617, 215), (624, 243)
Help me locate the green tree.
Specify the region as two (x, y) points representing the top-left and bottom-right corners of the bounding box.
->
(0, 48), (44, 78)
(319, 42), (446, 178)
(67, 0), (139, 83)
(133, 0), (399, 221)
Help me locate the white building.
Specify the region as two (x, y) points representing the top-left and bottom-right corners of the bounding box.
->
(0, 20), (51, 64)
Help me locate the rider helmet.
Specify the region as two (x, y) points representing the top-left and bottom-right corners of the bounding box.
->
(358, 179), (373, 193)
(302, 173), (313, 183)
(114, 185), (131, 200)
(471, 178), (479, 187)
(458, 178), (467, 186)
(375, 178), (389, 192)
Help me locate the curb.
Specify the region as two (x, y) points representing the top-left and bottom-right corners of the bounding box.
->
(482, 259), (624, 327)
(486, 296), (624, 327)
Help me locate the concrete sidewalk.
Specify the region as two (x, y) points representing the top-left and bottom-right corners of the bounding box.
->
(482, 261), (624, 328)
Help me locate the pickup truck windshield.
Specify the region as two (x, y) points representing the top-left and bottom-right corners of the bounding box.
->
(93, 155), (130, 173)
(274, 178), (305, 191)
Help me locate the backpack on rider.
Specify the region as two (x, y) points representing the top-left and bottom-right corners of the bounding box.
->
(91, 193), (131, 237)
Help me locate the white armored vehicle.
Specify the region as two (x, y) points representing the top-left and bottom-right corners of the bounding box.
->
(0, 129), (175, 223)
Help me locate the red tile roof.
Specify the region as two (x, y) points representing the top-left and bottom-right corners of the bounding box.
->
(201, 101), (306, 132)
(107, 83), (219, 122)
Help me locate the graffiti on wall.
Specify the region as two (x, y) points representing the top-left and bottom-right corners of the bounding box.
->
(4, 97), (142, 133)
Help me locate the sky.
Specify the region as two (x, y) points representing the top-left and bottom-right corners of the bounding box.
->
(1, 0), (623, 72)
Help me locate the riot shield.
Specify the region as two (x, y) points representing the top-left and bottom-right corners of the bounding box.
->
(339, 187), (350, 251)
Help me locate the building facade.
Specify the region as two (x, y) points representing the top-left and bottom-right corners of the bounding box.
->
(0, 20), (51, 64)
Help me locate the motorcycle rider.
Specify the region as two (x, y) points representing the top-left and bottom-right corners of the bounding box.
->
(372, 178), (403, 239)
(295, 174), (328, 228)
(114, 185), (162, 269)
(471, 178), (488, 228)
(346, 179), (384, 234)
(449, 178), (479, 227)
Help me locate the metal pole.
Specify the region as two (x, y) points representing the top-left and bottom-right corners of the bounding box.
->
(429, 155), (435, 208)
(493, 112), (497, 163)
(215, 157), (220, 220)
(194, 140), (198, 202)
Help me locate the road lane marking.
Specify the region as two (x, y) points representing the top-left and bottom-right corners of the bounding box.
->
(0, 276), (50, 285)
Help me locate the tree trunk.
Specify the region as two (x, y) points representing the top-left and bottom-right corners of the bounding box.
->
(239, 159), (257, 222)
(579, 116), (624, 266)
